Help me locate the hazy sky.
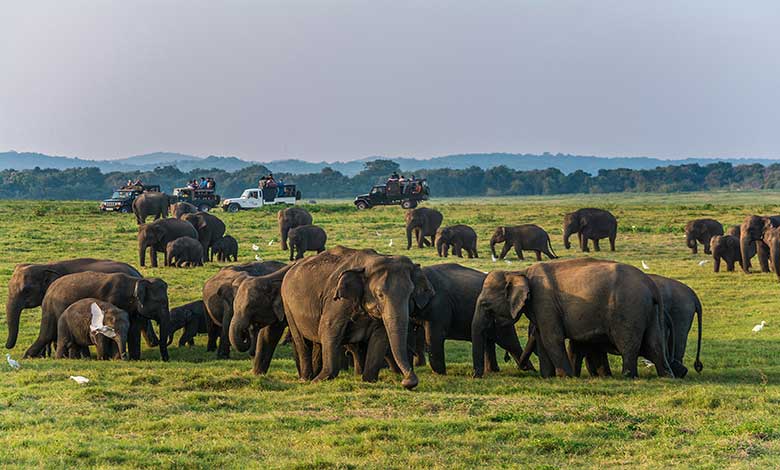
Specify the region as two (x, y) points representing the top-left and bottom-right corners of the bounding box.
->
(1, 1), (778, 162)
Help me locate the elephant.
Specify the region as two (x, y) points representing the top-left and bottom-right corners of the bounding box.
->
(4, 258), (157, 350)
(24, 272), (171, 361)
(405, 207), (443, 249)
(168, 300), (208, 347)
(684, 218), (723, 254)
(171, 202), (197, 219)
(562, 208), (618, 252)
(288, 225), (327, 261)
(472, 258), (672, 379)
(56, 299), (129, 360)
(711, 232), (754, 272)
(410, 263), (534, 375)
(436, 225), (478, 258)
(278, 207), (313, 250)
(181, 212), (226, 262)
(212, 235), (238, 262)
(132, 192), (170, 225)
(138, 218), (199, 267)
(739, 215), (780, 274)
(489, 224), (558, 261)
(281, 246), (435, 389)
(166, 236), (204, 267)
(202, 261), (287, 358)
(230, 265), (296, 375)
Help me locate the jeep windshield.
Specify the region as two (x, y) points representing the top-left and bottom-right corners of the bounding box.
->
(111, 191), (133, 199)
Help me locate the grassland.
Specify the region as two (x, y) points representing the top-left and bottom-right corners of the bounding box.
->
(2, 191), (780, 469)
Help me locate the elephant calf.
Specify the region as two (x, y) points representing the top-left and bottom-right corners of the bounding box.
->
(711, 233), (753, 272)
(684, 218), (723, 254)
(168, 300), (208, 347)
(489, 224), (557, 261)
(436, 225), (478, 258)
(56, 298), (130, 360)
(562, 208), (617, 252)
(212, 235), (239, 262)
(133, 192), (170, 225)
(278, 207), (313, 251)
(288, 225), (327, 261)
(171, 202), (197, 219)
(166, 237), (204, 267)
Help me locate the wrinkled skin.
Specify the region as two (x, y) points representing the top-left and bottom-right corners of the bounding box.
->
(170, 202), (197, 219)
(410, 263), (534, 375)
(56, 298), (129, 360)
(562, 208), (618, 252)
(24, 272), (171, 361)
(281, 246), (434, 389)
(489, 224), (558, 261)
(168, 300), (208, 347)
(230, 265), (295, 374)
(5, 258), (145, 349)
(436, 225), (479, 258)
(211, 235), (238, 262)
(472, 259), (672, 379)
(405, 207), (443, 249)
(739, 215), (780, 274)
(684, 218), (723, 254)
(132, 192), (170, 225)
(278, 207), (313, 250)
(202, 261), (286, 358)
(181, 212), (226, 262)
(166, 236), (204, 267)
(711, 232), (754, 272)
(288, 225), (327, 261)
(138, 218), (198, 267)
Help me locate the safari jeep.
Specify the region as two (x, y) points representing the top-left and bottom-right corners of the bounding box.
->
(100, 184), (161, 213)
(354, 179), (430, 210)
(221, 185), (301, 212)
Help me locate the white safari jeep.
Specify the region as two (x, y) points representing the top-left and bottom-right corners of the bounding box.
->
(221, 185), (300, 212)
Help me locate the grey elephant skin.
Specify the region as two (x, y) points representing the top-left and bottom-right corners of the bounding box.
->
(410, 263), (533, 375)
(133, 192), (170, 224)
(436, 225), (478, 258)
(739, 215), (780, 274)
(405, 207), (443, 249)
(202, 261), (286, 358)
(166, 237), (204, 267)
(24, 272), (171, 361)
(278, 207), (313, 250)
(56, 298), (129, 360)
(181, 212), (226, 262)
(711, 225), (755, 272)
(562, 208), (617, 252)
(5, 258), (143, 349)
(212, 235), (238, 262)
(288, 225), (327, 260)
(489, 224), (557, 261)
(171, 202), (197, 219)
(168, 300), (208, 347)
(472, 258), (672, 379)
(684, 218), (723, 254)
(281, 246), (434, 389)
(138, 218), (199, 267)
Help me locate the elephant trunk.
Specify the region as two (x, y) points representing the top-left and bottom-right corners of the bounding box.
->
(5, 295), (24, 349)
(139, 241), (147, 267)
(229, 311), (252, 353)
(740, 233), (753, 273)
(117, 335), (129, 360)
(489, 236), (498, 259)
(563, 227), (572, 249)
(712, 252), (721, 273)
(471, 303), (490, 378)
(382, 305), (418, 390)
(157, 309), (170, 361)
(685, 232), (697, 250)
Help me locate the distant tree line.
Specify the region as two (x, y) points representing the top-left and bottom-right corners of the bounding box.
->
(1, 159), (780, 201)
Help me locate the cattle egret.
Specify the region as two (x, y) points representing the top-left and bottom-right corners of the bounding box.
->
(255, 254), (262, 261)
(268, 240), (275, 246)
(388, 239), (394, 247)
(753, 321), (767, 333)
(698, 260), (709, 266)
(375, 231), (382, 237)
(641, 358), (654, 368)
(251, 244), (260, 251)
(90, 303), (116, 338)
(641, 260), (650, 271)
(69, 376), (90, 384)
(6, 354), (20, 370)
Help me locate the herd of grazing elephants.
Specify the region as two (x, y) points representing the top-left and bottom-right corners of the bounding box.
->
(10, 203), (774, 390)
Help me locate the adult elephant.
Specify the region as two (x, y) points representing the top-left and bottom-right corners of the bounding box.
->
(230, 264), (295, 374)
(181, 212), (226, 262)
(4, 259), (154, 350)
(489, 225), (557, 261)
(132, 192), (170, 225)
(684, 218), (723, 254)
(281, 246), (434, 389)
(202, 261), (286, 358)
(405, 207), (443, 249)
(24, 272), (171, 361)
(472, 259), (672, 378)
(410, 264), (533, 375)
(278, 207), (313, 251)
(170, 202), (197, 219)
(436, 225), (478, 258)
(562, 208), (617, 252)
(138, 218), (198, 267)
(739, 215), (780, 274)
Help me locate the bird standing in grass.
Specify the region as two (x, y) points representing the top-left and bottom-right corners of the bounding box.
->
(753, 321), (767, 333)
(641, 260), (650, 271)
(6, 354), (20, 370)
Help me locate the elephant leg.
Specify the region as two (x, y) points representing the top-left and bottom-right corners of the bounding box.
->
(703, 238), (712, 254)
(347, 343), (366, 376)
(579, 233), (589, 252)
(691, 241), (698, 254)
(253, 322), (286, 375)
(537, 326), (572, 377)
(534, 250), (542, 262)
(494, 326), (533, 372)
(609, 234), (616, 251)
(499, 242), (512, 260)
(425, 325), (447, 375)
(454, 241), (464, 258)
(758, 242), (771, 272)
(142, 320), (159, 347)
(484, 338), (500, 373)
(567, 343), (584, 377)
(535, 332), (555, 378)
(471, 245), (478, 258)
(24, 313), (59, 359)
(641, 324), (675, 379)
(412, 326), (426, 367)
(593, 238), (601, 252)
(363, 329), (390, 382)
(206, 321), (219, 352)
(94, 338), (107, 359)
(585, 351), (611, 377)
(287, 316), (313, 380)
(151, 247), (159, 268)
(726, 259), (735, 272)
(69, 344), (81, 358)
(127, 317), (143, 360)
(281, 228), (289, 251)
(311, 342), (323, 377)
(217, 314), (231, 359)
(313, 321), (348, 381)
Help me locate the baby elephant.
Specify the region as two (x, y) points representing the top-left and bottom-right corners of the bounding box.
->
(711, 233), (754, 272)
(436, 224), (478, 258)
(489, 224), (557, 261)
(56, 298), (130, 360)
(288, 224), (327, 261)
(168, 300), (209, 347)
(212, 235), (239, 262)
(166, 236), (204, 267)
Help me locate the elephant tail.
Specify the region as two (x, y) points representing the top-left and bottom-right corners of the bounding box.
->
(547, 237), (559, 259)
(693, 295), (703, 373)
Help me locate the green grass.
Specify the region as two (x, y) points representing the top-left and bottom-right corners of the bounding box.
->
(2, 192), (780, 468)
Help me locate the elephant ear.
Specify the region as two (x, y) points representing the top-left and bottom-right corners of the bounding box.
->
(41, 268), (61, 289)
(411, 264), (435, 309)
(333, 268), (365, 302)
(499, 227), (506, 238)
(504, 273), (530, 322)
(133, 280), (149, 310)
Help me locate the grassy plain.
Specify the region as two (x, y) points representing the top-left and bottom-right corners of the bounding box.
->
(2, 191), (780, 468)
